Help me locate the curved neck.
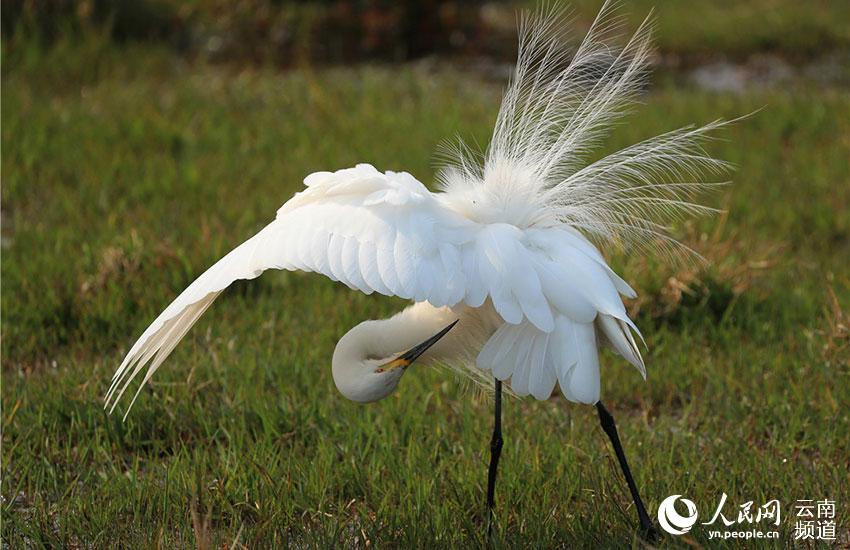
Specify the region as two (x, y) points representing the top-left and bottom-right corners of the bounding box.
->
(331, 302), (495, 403)
(331, 304), (462, 401)
(336, 303), (458, 365)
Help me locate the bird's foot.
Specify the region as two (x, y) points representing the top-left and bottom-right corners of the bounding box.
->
(640, 521), (659, 542)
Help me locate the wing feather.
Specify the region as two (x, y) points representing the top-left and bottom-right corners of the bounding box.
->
(358, 240), (390, 296)
(106, 167), (471, 412)
(597, 313), (645, 377)
(376, 239), (402, 296)
(526, 333), (554, 400)
(503, 326), (537, 396)
(556, 317), (600, 404)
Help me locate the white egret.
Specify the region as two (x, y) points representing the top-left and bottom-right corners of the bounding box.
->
(106, 1), (732, 536)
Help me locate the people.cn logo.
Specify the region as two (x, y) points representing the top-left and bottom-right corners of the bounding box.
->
(658, 495), (699, 535)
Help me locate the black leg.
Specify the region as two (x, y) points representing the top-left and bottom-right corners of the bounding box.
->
(596, 401), (657, 537)
(487, 379), (503, 537)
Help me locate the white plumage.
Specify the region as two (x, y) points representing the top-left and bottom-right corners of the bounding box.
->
(106, 2), (727, 418)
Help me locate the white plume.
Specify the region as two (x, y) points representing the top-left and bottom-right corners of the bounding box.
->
(438, 1), (732, 258)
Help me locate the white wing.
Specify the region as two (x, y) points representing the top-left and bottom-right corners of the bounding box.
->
(107, 163), (644, 414)
(107, 165), (612, 410)
(107, 164), (464, 415)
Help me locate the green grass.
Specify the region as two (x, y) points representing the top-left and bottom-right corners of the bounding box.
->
(564, 0), (850, 59)
(3, 32), (849, 548)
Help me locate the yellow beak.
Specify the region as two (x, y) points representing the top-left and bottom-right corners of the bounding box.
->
(379, 320), (459, 372)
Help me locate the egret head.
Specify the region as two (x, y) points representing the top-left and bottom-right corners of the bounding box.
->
(332, 319), (458, 403)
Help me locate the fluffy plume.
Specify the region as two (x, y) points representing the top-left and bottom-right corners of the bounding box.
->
(439, 1), (732, 258)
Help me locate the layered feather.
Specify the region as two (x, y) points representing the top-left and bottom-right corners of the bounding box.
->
(106, 163), (644, 414)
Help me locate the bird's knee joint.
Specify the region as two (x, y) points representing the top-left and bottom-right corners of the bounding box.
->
(490, 435), (503, 452)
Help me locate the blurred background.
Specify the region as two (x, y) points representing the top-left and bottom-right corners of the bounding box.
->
(5, 0), (850, 70)
(2, 1), (849, 547)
